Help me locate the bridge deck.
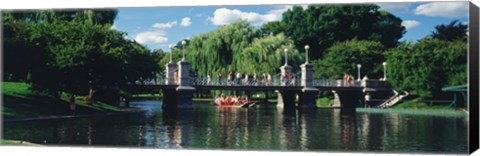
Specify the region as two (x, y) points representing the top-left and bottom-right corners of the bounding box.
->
(127, 84), (364, 92)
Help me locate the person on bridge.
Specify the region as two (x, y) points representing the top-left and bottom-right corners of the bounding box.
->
(262, 73), (267, 86)
(343, 73), (348, 86)
(361, 76), (369, 87)
(364, 93), (371, 108)
(281, 74), (286, 86)
(207, 73), (211, 85)
(290, 76), (297, 86)
(285, 72), (291, 85)
(174, 70), (179, 85)
(253, 73), (258, 86)
(227, 71), (233, 85)
(349, 75), (355, 85)
(267, 73), (272, 86)
(217, 73), (222, 85)
(244, 73), (249, 85)
(236, 72), (242, 85)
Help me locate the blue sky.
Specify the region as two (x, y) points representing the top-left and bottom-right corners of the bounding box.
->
(112, 2), (470, 51)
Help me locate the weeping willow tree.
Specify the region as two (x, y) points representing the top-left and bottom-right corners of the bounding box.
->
(185, 20), (261, 76)
(238, 33), (303, 75)
(184, 20), (303, 77)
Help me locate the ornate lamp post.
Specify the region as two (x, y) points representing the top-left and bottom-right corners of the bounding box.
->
(357, 64), (362, 81)
(304, 45), (310, 64)
(284, 48), (288, 66)
(382, 62), (387, 81)
(181, 40), (187, 61)
(168, 44), (174, 63)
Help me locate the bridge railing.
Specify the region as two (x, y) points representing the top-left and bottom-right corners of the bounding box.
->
(133, 76), (361, 87)
(188, 76), (302, 87)
(312, 79), (361, 87)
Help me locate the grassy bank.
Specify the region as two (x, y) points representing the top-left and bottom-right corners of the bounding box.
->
(356, 108), (468, 117)
(393, 100), (449, 110)
(316, 97), (334, 107)
(2, 82), (122, 119)
(392, 96), (456, 110)
(1, 139), (39, 146)
(313, 96), (459, 110)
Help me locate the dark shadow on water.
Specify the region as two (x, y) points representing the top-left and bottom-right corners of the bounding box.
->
(282, 108), (297, 117)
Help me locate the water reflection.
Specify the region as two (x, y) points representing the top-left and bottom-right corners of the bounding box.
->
(2, 100), (468, 154)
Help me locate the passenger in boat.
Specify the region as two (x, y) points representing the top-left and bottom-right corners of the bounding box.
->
(240, 97), (247, 105)
(232, 96), (238, 105)
(214, 94), (223, 105)
(238, 97), (244, 105)
(225, 96), (230, 105)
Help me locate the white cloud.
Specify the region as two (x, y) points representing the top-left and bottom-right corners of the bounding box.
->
(152, 21), (178, 29)
(414, 2), (468, 18)
(209, 7), (285, 26)
(402, 20), (421, 30)
(135, 31), (168, 45)
(208, 5), (307, 26)
(181, 17), (192, 27)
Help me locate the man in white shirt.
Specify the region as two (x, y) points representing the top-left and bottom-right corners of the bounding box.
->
(365, 93), (371, 108)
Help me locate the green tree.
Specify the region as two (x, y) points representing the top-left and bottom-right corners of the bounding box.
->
(312, 39), (385, 79)
(385, 38), (467, 98)
(260, 21), (285, 36)
(2, 18), (38, 81)
(280, 4), (405, 60)
(3, 10), (156, 101)
(2, 9), (118, 82)
(185, 20), (261, 76)
(430, 20), (468, 41)
(238, 33), (303, 75)
(26, 20), (130, 95)
(2, 9), (117, 24)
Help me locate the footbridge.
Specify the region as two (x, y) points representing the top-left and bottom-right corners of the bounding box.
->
(126, 59), (393, 111)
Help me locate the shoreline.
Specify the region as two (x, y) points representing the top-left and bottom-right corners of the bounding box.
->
(3, 107), (146, 123)
(356, 107), (469, 117)
(4, 96), (469, 122)
(1, 140), (40, 146)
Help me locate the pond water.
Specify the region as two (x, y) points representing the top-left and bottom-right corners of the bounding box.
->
(2, 100), (469, 154)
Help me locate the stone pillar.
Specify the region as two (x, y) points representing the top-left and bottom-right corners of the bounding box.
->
(178, 61), (191, 86)
(332, 91), (341, 107)
(162, 88), (177, 110)
(280, 65), (292, 86)
(298, 63), (318, 109)
(176, 60), (195, 108)
(165, 62), (177, 85)
(298, 91), (318, 109)
(334, 90), (364, 109)
(277, 90), (296, 111)
(300, 63), (313, 87)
